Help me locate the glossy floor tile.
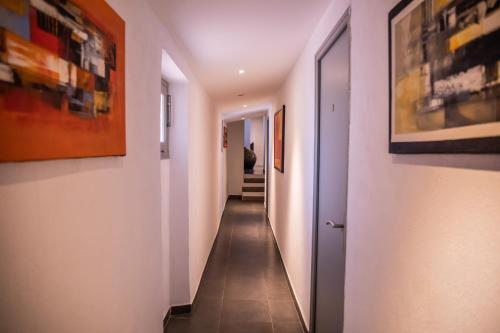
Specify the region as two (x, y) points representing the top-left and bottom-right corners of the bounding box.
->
(165, 200), (304, 333)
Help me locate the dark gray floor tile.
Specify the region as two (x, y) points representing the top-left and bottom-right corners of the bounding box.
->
(227, 263), (265, 279)
(196, 277), (225, 299)
(221, 299), (271, 324)
(165, 317), (219, 333)
(273, 321), (305, 333)
(180, 200), (303, 333)
(165, 317), (190, 333)
(187, 320), (219, 333)
(203, 259), (227, 280)
(220, 322), (273, 333)
(265, 278), (294, 301)
(267, 289), (294, 302)
(224, 276), (267, 300)
(190, 297), (223, 322)
(268, 300), (300, 322)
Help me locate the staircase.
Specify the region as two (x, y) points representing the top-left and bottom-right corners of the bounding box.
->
(242, 174), (265, 202)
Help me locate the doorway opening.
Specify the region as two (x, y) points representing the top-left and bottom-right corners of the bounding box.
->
(224, 109), (269, 203)
(310, 9), (351, 333)
(242, 115), (266, 202)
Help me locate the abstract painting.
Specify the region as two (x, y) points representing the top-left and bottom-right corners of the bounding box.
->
(0, 0), (125, 162)
(389, 0), (500, 153)
(223, 123), (228, 149)
(274, 105), (285, 172)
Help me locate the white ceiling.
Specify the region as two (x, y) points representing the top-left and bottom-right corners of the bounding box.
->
(223, 108), (269, 123)
(148, 0), (332, 104)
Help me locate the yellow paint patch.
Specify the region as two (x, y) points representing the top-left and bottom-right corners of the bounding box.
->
(94, 91), (108, 112)
(433, 0), (452, 15)
(395, 68), (427, 134)
(416, 108), (445, 131)
(449, 11), (500, 52)
(449, 24), (481, 52)
(0, 0), (26, 16)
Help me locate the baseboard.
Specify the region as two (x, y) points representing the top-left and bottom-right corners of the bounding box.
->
(228, 195), (242, 200)
(162, 309), (171, 330)
(170, 304), (192, 315)
(163, 304), (192, 332)
(266, 215), (310, 333)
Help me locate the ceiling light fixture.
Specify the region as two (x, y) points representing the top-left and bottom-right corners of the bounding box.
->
(238, 69), (246, 75)
(243, 105), (247, 108)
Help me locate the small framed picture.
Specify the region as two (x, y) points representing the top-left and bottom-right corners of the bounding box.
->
(223, 125), (228, 149)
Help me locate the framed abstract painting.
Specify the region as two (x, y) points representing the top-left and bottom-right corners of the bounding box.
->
(0, 0), (125, 162)
(389, 0), (500, 154)
(223, 123), (228, 149)
(274, 105), (285, 172)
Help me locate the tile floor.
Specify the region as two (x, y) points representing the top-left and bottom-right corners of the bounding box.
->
(165, 200), (304, 333)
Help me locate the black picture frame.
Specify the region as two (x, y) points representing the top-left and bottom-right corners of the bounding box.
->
(274, 105), (286, 173)
(388, 0), (500, 154)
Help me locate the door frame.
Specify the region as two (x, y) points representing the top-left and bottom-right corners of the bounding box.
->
(265, 115), (270, 216)
(310, 8), (351, 333)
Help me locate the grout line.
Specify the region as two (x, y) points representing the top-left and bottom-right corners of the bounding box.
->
(265, 228), (276, 333)
(265, 216), (307, 333)
(217, 203), (234, 333)
(262, 208), (276, 333)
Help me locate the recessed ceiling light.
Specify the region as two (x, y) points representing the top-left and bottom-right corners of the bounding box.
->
(243, 105), (247, 108)
(238, 69), (246, 75)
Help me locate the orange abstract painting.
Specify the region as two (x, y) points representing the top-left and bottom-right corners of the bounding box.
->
(274, 105), (285, 173)
(0, 0), (125, 162)
(223, 125), (228, 148)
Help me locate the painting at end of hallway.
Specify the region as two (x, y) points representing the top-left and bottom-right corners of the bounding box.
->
(223, 124), (228, 149)
(389, 0), (500, 153)
(274, 105), (285, 173)
(0, 0), (126, 162)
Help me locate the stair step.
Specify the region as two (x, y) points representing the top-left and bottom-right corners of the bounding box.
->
(244, 178), (265, 183)
(243, 197), (265, 202)
(242, 192), (265, 197)
(242, 185), (265, 192)
(242, 191), (265, 202)
(243, 183), (265, 187)
(244, 174), (265, 178)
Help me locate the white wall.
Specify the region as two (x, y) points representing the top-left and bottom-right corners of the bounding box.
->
(249, 116), (265, 172)
(268, 0), (500, 332)
(244, 119), (252, 148)
(158, 21), (220, 309)
(165, 80), (190, 306)
(187, 80), (220, 302)
(226, 121), (244, 196)
(0, 0), (218, 331)
(160, 157), (171, 313)
(0, 1), (163, 331)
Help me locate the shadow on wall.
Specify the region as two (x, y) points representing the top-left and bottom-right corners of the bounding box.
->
(392, 155), (500, 172)
(0, 157), (124, 186)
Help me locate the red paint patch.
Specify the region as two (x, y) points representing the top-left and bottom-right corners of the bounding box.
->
(29, 7), (59, 54)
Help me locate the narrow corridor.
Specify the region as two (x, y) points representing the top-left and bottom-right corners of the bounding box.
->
(165, 200), (304, 333)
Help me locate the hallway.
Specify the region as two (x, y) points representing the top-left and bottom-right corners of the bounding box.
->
(165, 200), (304, 333)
